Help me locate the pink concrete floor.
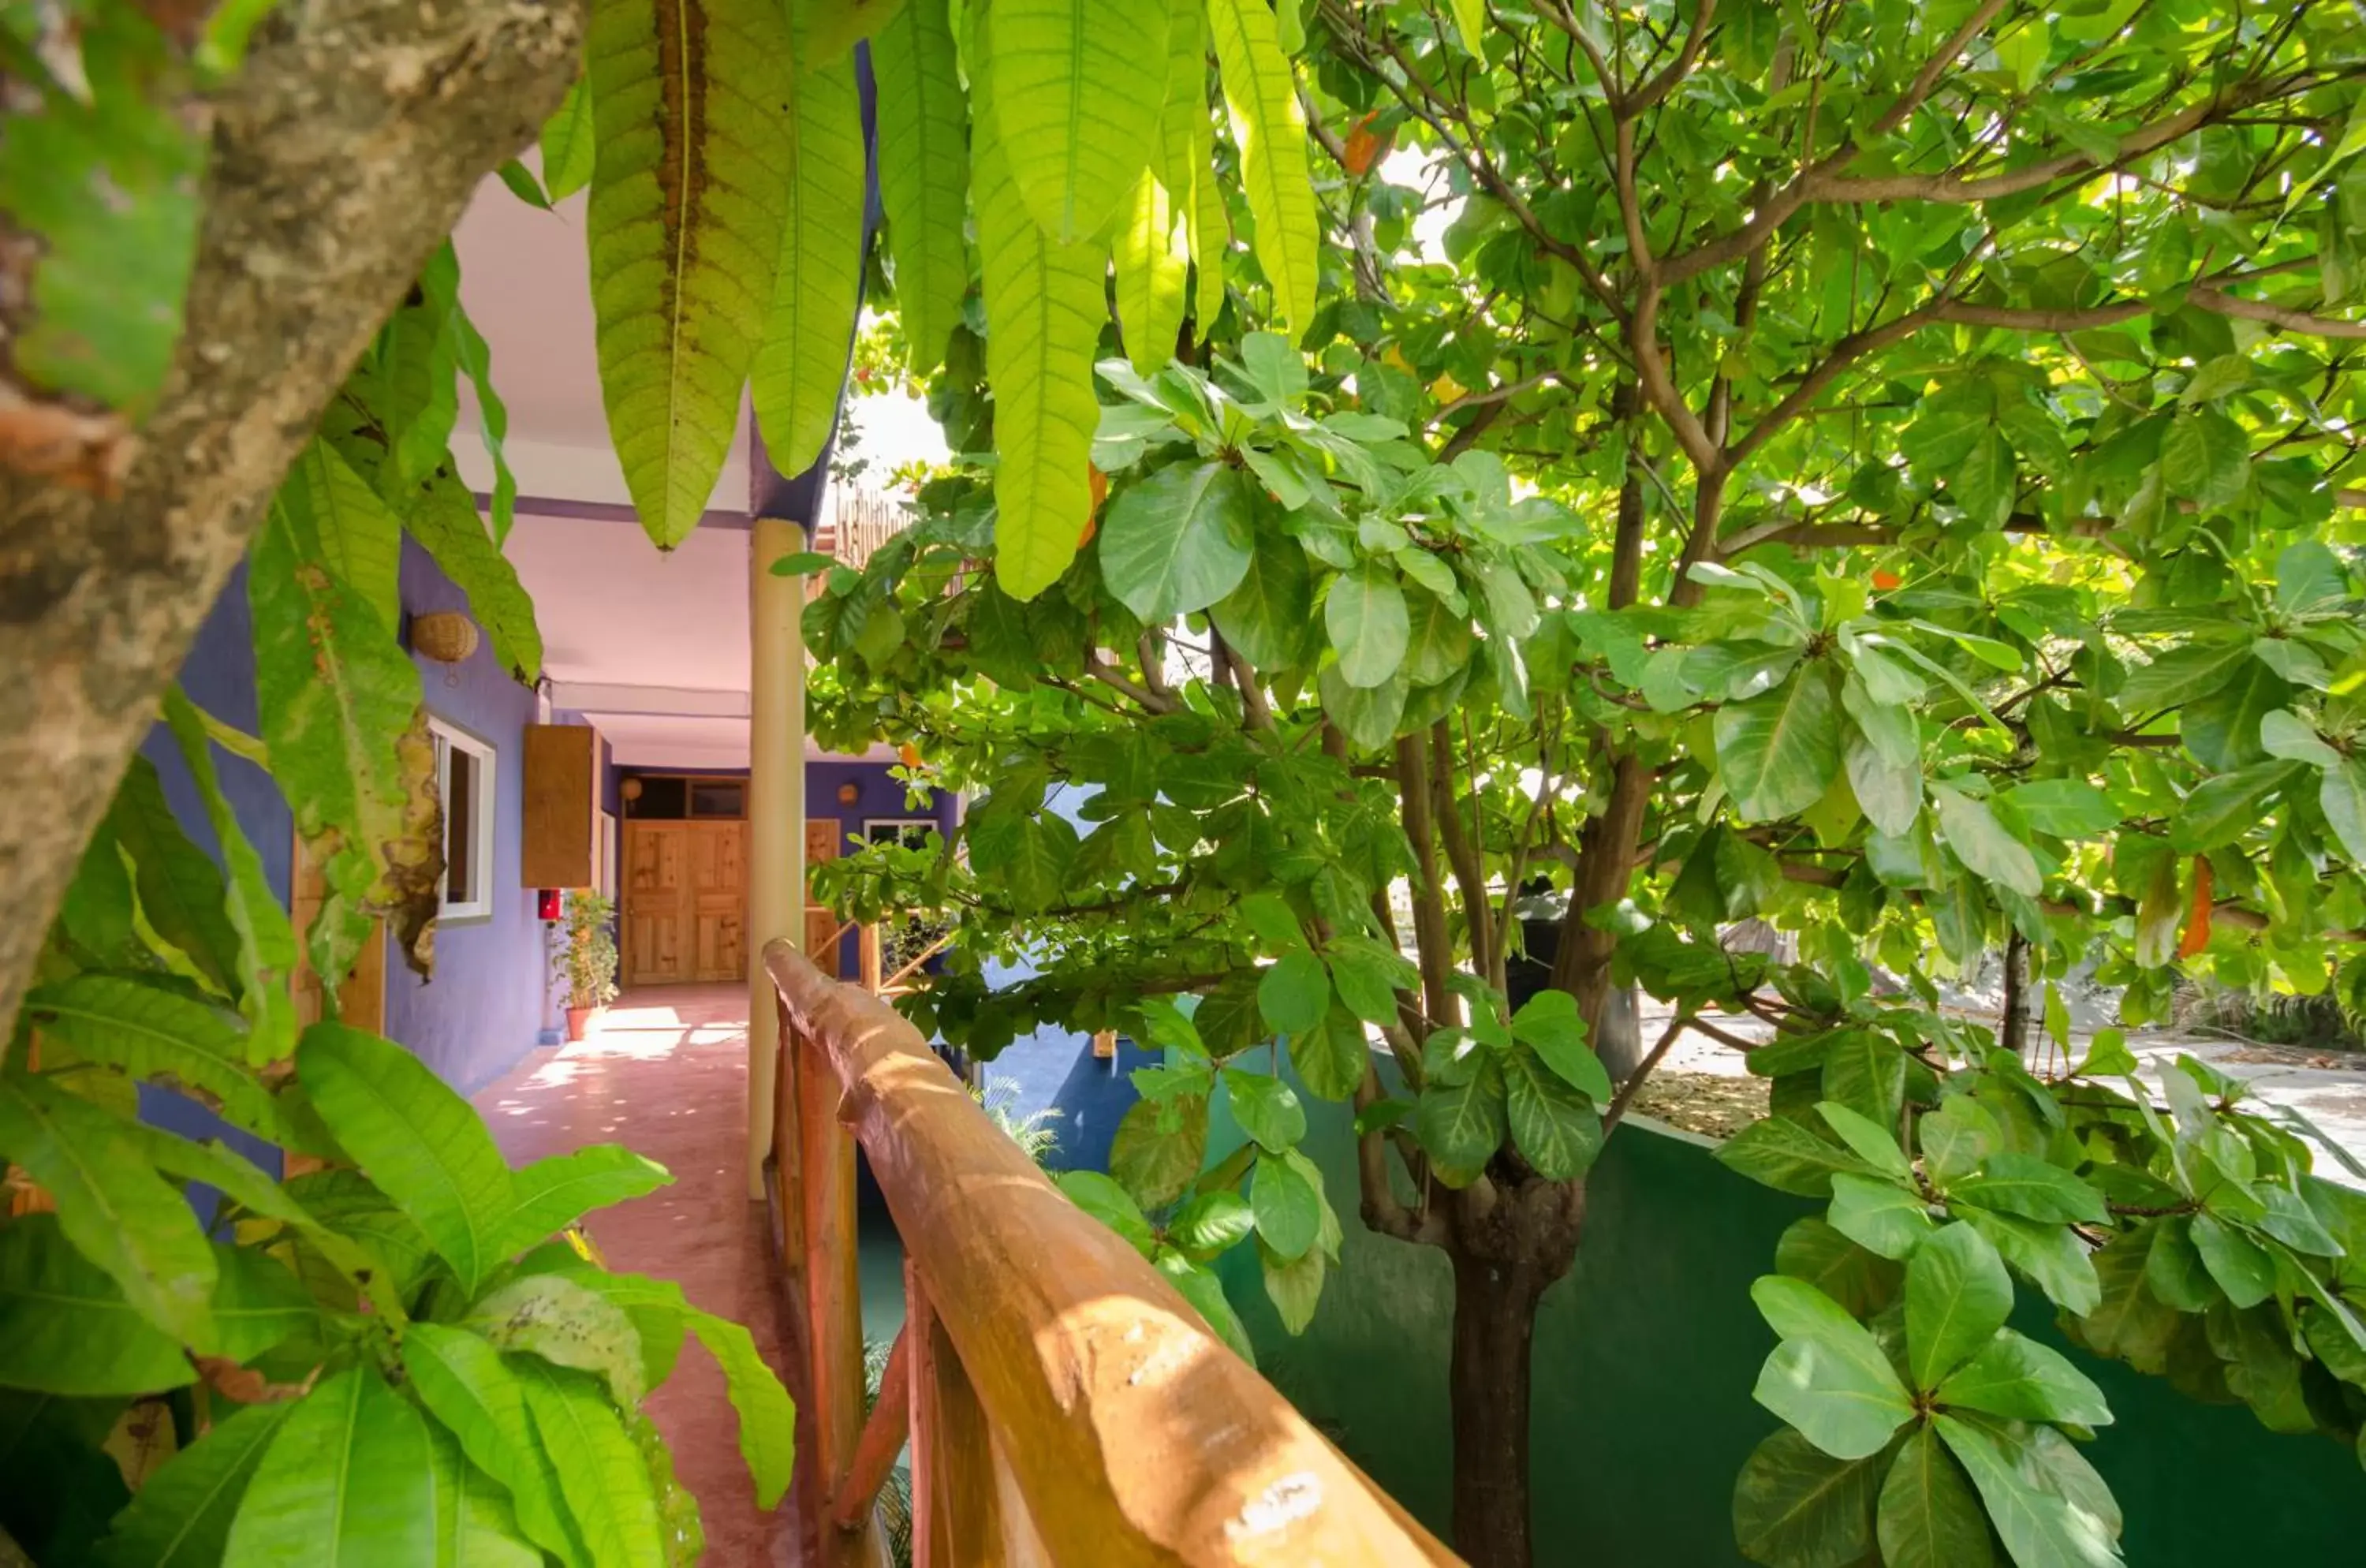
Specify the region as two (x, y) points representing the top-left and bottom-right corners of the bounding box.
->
(475, 984), (797, 1565)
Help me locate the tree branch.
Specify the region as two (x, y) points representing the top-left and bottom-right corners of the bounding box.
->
(0, 0), (583, 1029)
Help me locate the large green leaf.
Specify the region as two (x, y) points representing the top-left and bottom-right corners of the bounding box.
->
(1224, 1067), (1307, 1152)
(1503, 1042), (1603, 1182)
(24, 975), (323, 1152)
(540, 77), (596, 203)
(1110, 1092), (1210, 1207)
(1952, 1154), (2107, 1225)
(1511, 989), (1610, 1101)
(249, 494), (442, 981)
(750, 32), (867, 478)
(96, 1401), (293, 1568)
(1934, 1415), (2124, 1568)
(683, 1309), (798, 1509)
(1100, 461), (1256, 622)
(403, 1323), (590, 1567)
(1956, 1206), (2100, 1317)
(1876, 1424), (1994, 1568)
(985, 0), (1166, 242)
(465, 1273), (647, 1410)
(1731, 1427), (1880, 1568)
(0, 12), (203, 412)
(1931, 784), (2040, 898)
(1212, 527), (1313, 671)
(1751, 1276), (1915, 1460)
(297, 1021), (515, 1294)
(224, 1368), (435, 1565)
(1256, 950), (1330, 1035)
(585, 0), (794, 544)
(0, 1074), (218, 1348)
(1113, 0), (1203, 373)
(872, 0), (969, 375)
(1326, 565), (1411, 689)
(2321, 757), (2366, 864)
(0, 1216), (192, 1395)
(367, 247), (464, 498)
(1113, 146), (1190, 375)
(272, 439), (403, 643)
(1717, 1116), (1878, 1198)
(1288, 1002), (1369, 1102)
(1937, 1328), (2112, 1427)
(1717, 669), (1842, 822)
(516, 1360), (667, 1568)
(104, 756), (242, 1000)
(2189, 1211), (2275, 1309)
(972, 59), (1106, 600)
(1827, 1173), (1935, 1261)
(497, 1144), (673, 1258)
(1251, 1148), (1322, 1260)
(1905, 1223), (2013, 1391)
(1207, 0), (1319, 333)
(161, 688), (300, 1061)
(2159, 405), (2251, 512)
(426, 1421), (546, 1567)
(1416, 1060), (1508, 1174)
(398, 475), (545, 684)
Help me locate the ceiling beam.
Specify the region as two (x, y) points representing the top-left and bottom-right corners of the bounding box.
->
(549, 681), (748, 718)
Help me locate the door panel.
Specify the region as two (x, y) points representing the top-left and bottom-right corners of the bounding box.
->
(625, 822), (689, 985)
(691, 822), (747, 982)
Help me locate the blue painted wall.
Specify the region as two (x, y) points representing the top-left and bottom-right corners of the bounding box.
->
(382, 539), (549, 1095)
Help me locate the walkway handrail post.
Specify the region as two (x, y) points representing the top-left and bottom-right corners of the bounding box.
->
(763, 938), (1464, 1566)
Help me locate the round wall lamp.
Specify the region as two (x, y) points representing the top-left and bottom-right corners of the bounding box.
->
(836, 781), (861, 807)
(410, 610), (480, 675)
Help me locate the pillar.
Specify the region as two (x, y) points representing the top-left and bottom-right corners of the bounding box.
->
(747, 517), (807, 1198)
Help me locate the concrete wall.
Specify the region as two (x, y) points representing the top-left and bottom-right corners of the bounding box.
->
(382, 539), (550, 1094)
(1207, 1065), (2366, 1566)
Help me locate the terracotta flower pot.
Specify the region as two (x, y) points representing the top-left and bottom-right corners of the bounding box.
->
(565, 1006), (601, 1042)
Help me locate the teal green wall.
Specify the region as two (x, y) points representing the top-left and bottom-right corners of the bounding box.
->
(1210, 1081), (2366, 1565)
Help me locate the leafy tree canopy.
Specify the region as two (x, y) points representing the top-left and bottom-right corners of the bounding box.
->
(798, 0), (2366, 1562)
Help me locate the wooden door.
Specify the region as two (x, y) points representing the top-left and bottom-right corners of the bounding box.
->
(805, 819), (842, 979)
(624, 821), (689, 985)
(624, 814), (845, 984)
(690, 821), (748, 981)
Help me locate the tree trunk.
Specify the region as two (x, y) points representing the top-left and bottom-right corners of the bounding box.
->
(1446, 1177), (1586, 1567)
(2000, 929), (2031, 1062)
(0, 0), (582, 1032)
(1449, 1247), (1550, 1568)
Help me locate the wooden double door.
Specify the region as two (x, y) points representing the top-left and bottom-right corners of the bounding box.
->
(623, 818), (844, 985)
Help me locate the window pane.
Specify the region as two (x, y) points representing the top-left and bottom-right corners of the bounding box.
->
(689, 780), (745, 818)
(446, 749), (476, 904)
(629, 776), (687, 818)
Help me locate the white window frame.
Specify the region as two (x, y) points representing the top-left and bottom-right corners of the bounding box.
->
(429, 716), (497, 922)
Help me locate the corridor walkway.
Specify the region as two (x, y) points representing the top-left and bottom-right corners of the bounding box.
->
(474, 985), (797, 1565)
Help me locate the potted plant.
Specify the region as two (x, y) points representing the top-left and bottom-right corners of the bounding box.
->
(554, 890), (618, 1040)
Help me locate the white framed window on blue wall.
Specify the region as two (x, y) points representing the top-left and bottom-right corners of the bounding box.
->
(429, 715), (496, 921)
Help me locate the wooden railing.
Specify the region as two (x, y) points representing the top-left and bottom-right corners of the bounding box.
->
(762, 938), (1462, 1566)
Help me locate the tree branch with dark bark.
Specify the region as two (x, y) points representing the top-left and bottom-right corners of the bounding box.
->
(0, 0), (584, 1031)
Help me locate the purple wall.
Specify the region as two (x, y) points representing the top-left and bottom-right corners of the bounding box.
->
(139, 561), (291, 1177)
(382, 538), (550, 1094)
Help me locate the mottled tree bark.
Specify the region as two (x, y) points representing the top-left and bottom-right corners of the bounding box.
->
(0, 0), (584, 1031)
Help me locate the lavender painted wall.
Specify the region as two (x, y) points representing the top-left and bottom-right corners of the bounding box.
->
(380, 538), (549, 1094)
(137, 562), (290, 1174)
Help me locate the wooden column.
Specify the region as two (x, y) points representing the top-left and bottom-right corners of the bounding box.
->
(748, 516), (807, 1197)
